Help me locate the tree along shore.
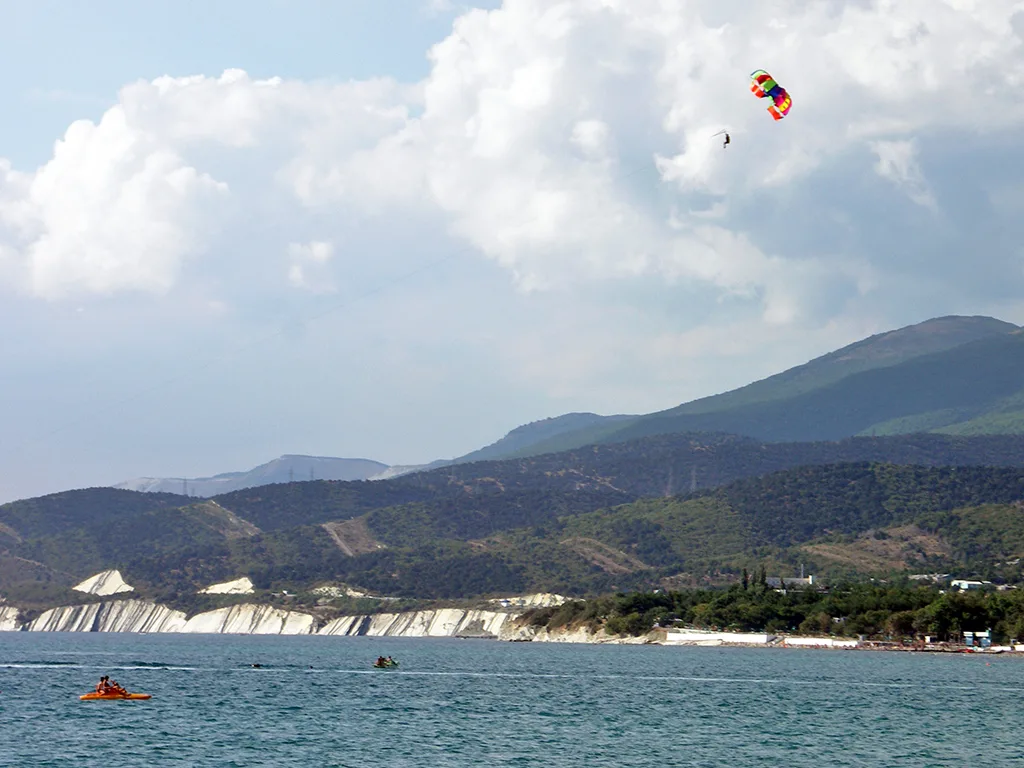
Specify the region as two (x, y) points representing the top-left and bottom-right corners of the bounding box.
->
(521, 578), (1024, 644)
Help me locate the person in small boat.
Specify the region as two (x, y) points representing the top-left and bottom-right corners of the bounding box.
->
(95, 675), (109, 693)
(376, 656), (387, 666)
(386, 656), (394, 665)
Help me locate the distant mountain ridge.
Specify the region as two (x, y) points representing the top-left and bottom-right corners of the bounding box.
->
(115, 455), (389, 497)
(476, 315), (1024, 459)
(664, 314), (1020, 416)
(600, 330), (1024, 444)
(111, 314), (1024, 496)
(110, 417), (643, 496)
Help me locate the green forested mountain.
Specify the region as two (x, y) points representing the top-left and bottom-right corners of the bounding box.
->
(659, 314), (1019, 416)
(13, 431), (1024, 547)
(545, 463), (1024, 569)
(406, 432), (1024, 498)
(604, 331), (1024, 445)
(6, 455), (1024, 606)
(466, 316), (1024, 460)
(344, 463), (1024, 597)
(0, 488), (189, 542)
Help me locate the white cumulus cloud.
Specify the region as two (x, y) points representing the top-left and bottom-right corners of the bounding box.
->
(2, 0), (1023, 315)
(0, 107), (227, 299)
(3, 0), (1024, 505)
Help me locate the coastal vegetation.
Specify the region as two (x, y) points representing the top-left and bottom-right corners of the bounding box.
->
(522, 580), (1024, 644)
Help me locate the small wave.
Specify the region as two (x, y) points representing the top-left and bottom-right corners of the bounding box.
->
(109, 665), (198, 671)
(0, 663), (200, 671)
(0, 663), (90, 669)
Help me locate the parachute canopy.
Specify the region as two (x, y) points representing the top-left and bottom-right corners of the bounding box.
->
(750, 69), (791, 120)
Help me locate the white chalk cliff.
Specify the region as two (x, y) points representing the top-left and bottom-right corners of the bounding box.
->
(503, 623), (652, 644)
(28, 599), (186, 633)
(73, 569), (134, 596)
(181, 604), (314, 635)
(9, 599), (525, 638)
(318, 608), (517, 638)
(6, 598), (679, 643)
(198, 577), (255, 595)
(20, 601), (315, 635)
(3, 599), (759, 645)
(0, 606), (20, 631)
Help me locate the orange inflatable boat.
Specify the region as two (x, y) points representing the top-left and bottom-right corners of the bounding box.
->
(80, 691), (152, 701)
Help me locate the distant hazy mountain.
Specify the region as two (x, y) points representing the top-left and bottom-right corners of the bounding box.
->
(472, 315), (1023, 460)
(115, 454), (389, 497)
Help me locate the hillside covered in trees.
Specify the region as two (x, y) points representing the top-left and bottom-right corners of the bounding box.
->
(6, 451), (1024, 609)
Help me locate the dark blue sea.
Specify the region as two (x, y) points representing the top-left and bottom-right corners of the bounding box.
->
(1, 633), (1022, 766)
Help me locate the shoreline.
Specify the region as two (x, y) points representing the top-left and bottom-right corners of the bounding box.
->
(1, 599), (1016, 654)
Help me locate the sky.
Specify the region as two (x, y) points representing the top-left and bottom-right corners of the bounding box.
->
(2, 0), (1024, 503)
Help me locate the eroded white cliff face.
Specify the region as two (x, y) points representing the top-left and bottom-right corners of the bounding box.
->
(23, 601), (314, 634)
(13, 600), (655, 643)
(0, 606), (20, 631)
(28, 599), (187, 633)
(181, 604), (315, 635)
(72, 569), (134, 596)
(506, 624), (653, 644)
(198, 577), (254, 595)
(318, 608), (517, 638)
(6, 596), (860, 646)
(19, 601), (540, 639)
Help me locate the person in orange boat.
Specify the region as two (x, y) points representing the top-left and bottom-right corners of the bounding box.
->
(95, 675), (109, 693)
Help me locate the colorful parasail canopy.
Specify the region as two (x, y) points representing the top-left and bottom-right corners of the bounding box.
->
(750, 69), (791, 120)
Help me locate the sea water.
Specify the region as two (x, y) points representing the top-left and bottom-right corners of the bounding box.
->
(1, 633), (1022, 767)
